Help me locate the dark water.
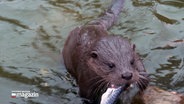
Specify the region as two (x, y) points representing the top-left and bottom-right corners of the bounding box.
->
(0, 0), (184, 104)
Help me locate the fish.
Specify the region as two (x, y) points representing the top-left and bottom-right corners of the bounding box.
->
(100, 86), (123, 104)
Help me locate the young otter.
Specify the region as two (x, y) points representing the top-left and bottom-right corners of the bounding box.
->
(62, 0), (149, 103)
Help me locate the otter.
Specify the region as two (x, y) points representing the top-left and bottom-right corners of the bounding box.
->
(62, 0), (149, 103)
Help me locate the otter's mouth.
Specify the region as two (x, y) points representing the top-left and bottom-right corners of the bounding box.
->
(111, 83), (132, 90)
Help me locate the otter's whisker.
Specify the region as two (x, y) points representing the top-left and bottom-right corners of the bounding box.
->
(88, 77), (103, 94)
(92, 80), (107, 101)
(88, 78), (106, 97)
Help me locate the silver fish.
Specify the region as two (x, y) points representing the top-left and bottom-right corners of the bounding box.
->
(100, 86), (123, 104)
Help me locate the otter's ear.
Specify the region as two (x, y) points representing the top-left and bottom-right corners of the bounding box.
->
(90, 51), (98, 58)
(131, 44), (136, 51)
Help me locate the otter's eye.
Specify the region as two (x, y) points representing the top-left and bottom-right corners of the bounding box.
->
(90, 51), (98, 58)
(130, 59), (134, 65)
(108, 63), (115, 69)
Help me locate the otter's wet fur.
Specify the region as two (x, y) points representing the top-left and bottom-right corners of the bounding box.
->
(62, 0), (149, 103)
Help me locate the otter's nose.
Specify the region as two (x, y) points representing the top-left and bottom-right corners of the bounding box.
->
(121, 72), (133, 80)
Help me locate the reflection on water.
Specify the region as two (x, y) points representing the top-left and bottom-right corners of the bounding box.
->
(152, 11), (178, 24)
(0, 16), (30, 29)
(156, 0), (184, 8)
(0, 0), (184, 103)
(48, 0), (110, 21)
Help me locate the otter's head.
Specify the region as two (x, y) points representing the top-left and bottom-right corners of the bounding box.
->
(87, 35), (149, 96)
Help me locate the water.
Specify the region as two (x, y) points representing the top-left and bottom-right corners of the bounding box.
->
(0, 0), (184, 104)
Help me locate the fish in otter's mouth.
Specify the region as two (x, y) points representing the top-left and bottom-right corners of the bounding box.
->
(100, 85), (124, 104)
(100, 80), (149, 104)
